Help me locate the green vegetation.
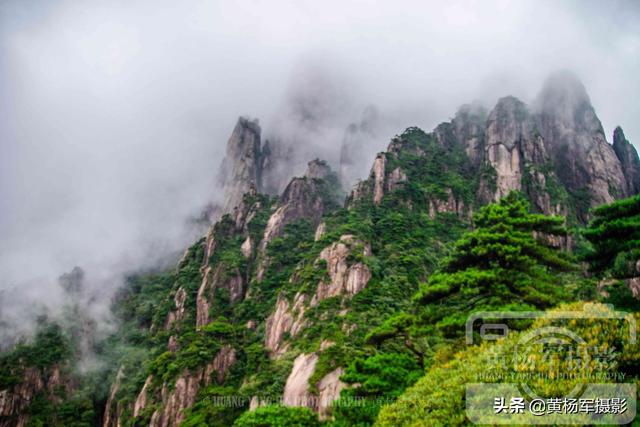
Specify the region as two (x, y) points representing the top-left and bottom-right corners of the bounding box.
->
(583, 194), (640, 310)
(3, 125), (640, 427)
(376, 303), (639, 426)
(583, 193), (640, 278)
(415, 192), (575, 337)
(0, 323), (70, 389)
(233, 405), (320, 427)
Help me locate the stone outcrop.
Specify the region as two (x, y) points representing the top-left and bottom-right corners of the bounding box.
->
(218, 118), (268, 214)
(535, 71), (626, 217)
(482, 96), (528, 198)
(312, 235), (372, 305)
(281, 354), (346, 420)
(264, 293), (306, 354)
(371, 154), (387, 205)
(134, 346), (236, 427)
(282, 353), (318, 408)
(164, 287), (187, 330)
(347, 152), (389, 207)
(386, 167), (407, 193)
(103, 368), (125, 427)
(314, 222), (326, 241)
(256, 160), (339, 281)
(0, 365), (73, 427)
(306, 159), (333, 180)
(197, 188), (268, 326)
(613, 126), (640, 196)
(240, 237), (253, 258)
(196, 264), (244, 328)
(478, 96), (563, 215)
(450, 102), (487, 165)
(196, 266), (212, 328)
(149, 372), (203, 427)
(427, 188), (467, 219)
(316, 368), (346, 419)
(133, 376), (153, 418)
(260, 161), (334, 252)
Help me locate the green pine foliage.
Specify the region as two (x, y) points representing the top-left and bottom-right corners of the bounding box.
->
(583, 194), (640, 278)
(415, 192), (576, 337)
(376, 303), (640, 426)
(233, 405), (321, 427)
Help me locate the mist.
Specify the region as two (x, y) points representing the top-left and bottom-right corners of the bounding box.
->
(1, 0), (639, 344)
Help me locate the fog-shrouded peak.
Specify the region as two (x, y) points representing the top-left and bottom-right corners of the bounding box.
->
(218, 117), (264, 214)
(535, 69), (603, 135)
(305, 159), (332, 181)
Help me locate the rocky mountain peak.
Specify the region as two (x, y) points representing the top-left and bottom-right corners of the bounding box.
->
(217, 117), (265, 214)
(535, 70), (601, 134)
(305, 159), (332, 180)
(533, 71), (627, 217)
(451, 101), (487, 163)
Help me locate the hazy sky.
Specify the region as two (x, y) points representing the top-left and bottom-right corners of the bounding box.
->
(1, 0), (639, 338)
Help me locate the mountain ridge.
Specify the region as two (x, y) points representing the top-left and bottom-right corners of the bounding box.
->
(1, 73), (639, 427)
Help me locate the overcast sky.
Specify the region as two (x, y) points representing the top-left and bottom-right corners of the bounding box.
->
(1, 0), (639, 338)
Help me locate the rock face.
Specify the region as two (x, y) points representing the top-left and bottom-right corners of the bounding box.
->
(450, 102), (487, 165)
(218, 117), (267, 214)
(478, 96), (562, 215)
(133, 376), (153, 418)
(349, 72), (638, 221)
(371, 154), (387, 205)
(281, 354), (345, 420)
(535, 71), (627, 217)
(482, 96), (528, 198)
(0, 365), (73, 427)
(197, 190), (267, 327)
(259, 160), (337, 255)
(134, 346), (236, 427)
(196, 264), (244, 328)
(314, 222), (326, 241)
(313, 235), (372, 304)
(348, 152), (389, 207)
(282, 353), (318, 407)
(264, 293), (306, 354)
(316, 368), (346, 419)
(613, 126), (640, 196)
(427, 188), (468, 219)
(103, 368), (125, 427)
(165, 287), (187, 329)
(306, 159), (333, 180)
(263, 233), (371, 356)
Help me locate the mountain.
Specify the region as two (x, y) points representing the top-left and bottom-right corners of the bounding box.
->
(1, 73), (639, 427)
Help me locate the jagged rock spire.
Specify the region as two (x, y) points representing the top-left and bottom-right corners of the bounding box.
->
(217, 117), (265, 214)
(613, 126), (640, 195)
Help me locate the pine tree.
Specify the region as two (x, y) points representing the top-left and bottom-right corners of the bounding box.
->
(415, 192), (575, 336)
(583, 194), (640, 279)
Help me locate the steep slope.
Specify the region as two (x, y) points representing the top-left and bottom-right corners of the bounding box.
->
(97, 126), (475, 426)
